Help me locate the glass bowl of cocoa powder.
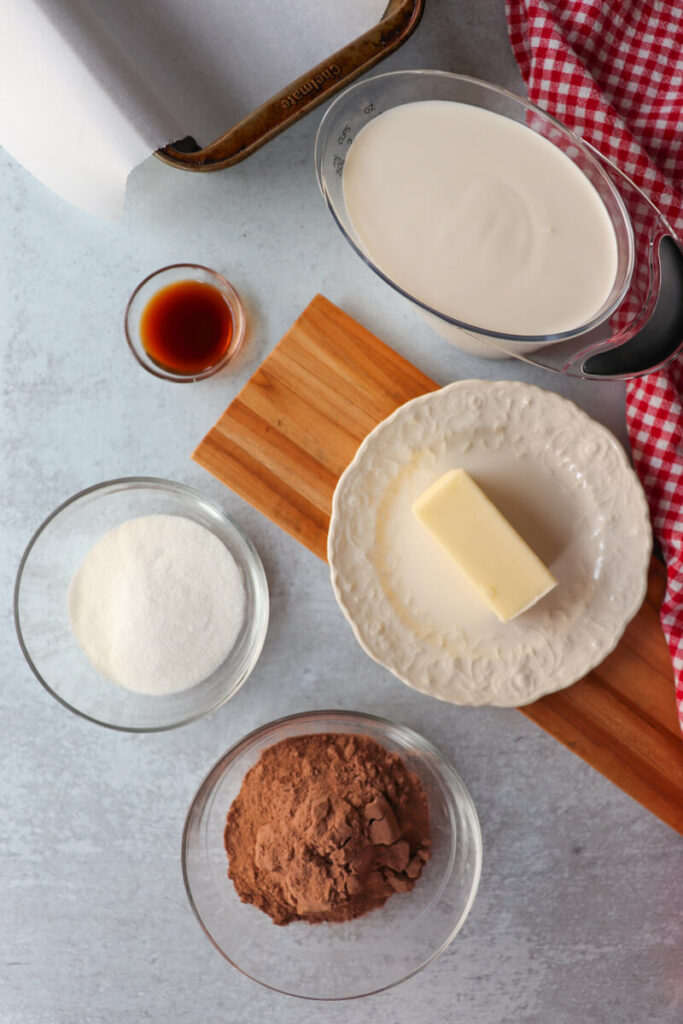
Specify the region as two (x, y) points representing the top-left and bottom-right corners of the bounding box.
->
(182, 710), (482, 999)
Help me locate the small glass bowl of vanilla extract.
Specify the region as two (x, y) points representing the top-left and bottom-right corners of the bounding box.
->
(125, 264), (246, 381)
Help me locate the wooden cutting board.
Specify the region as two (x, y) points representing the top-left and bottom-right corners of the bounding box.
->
(194, 294), (683, 833)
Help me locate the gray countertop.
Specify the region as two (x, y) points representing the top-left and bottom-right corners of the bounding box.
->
(1, 2), (681, 1022)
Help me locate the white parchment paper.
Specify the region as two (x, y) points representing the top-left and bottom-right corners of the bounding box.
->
(0, 0), (386, 217)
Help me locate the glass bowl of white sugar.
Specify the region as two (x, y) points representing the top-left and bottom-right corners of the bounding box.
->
(315, 70), (634, 365)
(14, 478), (269, 731)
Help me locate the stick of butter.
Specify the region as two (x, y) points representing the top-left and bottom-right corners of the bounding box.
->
(412, 469), (557, 622)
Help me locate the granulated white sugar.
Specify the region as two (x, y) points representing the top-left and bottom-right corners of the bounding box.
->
(67, 514), (245, 695)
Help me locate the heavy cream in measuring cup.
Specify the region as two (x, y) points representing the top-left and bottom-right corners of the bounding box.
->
(342, 101), (619, 349)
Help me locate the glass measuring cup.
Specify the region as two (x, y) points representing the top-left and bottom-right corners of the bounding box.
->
(315, 70), (683, 380)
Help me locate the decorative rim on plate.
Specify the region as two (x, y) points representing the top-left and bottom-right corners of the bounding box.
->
(328, 380), (652, 707)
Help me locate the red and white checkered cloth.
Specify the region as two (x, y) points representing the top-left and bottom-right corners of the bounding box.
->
(506, 0), (683, 731)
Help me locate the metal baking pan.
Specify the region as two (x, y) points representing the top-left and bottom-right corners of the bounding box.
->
(155, 0), (423, 172)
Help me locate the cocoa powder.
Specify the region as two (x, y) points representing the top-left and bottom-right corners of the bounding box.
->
(224, 733), (431, 926)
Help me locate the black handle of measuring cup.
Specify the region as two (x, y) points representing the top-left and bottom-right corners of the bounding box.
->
(574, 150), (683, 379)
(582, 235), (683, 377)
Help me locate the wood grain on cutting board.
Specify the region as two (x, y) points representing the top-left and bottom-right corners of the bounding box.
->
(194, 294), (683, 833)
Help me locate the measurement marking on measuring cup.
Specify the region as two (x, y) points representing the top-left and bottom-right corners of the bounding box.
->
(333, 153), (345, 176)
(331, 105), (375, 176)
(333, 124), (354, 177)
(337, 124), (353, 146)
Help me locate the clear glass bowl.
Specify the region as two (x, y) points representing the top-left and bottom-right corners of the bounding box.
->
(315, 70), (635, 366)
(182, 710), (482, 1000)
(14, 478), (269, 732)
(125, 264), (246, 382)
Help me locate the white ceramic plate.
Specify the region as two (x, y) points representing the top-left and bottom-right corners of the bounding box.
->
(328, 380), (651, 706)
